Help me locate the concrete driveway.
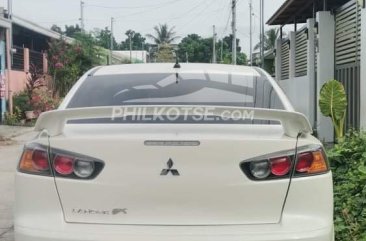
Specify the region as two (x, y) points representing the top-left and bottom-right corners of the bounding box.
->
(0, 129), (36, 241)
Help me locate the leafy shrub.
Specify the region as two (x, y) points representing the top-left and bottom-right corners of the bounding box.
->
(30, 88), (60, 115)
(327, 131), (366, 241)
(48, 33), (103, 97)
(4, 106), (22, 125)
(13, 91), (31, 119)
(26, 63), (45, 98)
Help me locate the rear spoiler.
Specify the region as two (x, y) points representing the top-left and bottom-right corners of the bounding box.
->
(35, 106), (312, 138)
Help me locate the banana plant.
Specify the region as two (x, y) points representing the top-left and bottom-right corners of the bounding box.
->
(319, 80), (347, 140)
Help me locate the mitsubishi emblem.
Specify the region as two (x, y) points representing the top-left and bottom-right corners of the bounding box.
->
(160, 158), (180, 176)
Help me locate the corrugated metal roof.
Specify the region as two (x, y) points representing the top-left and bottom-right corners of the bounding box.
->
(11, 15), (74, 43)
(267, 0), (351, 25)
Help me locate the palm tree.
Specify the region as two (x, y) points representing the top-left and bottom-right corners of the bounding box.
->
(254, 28), (281, 51)
(146, 24), (179, 45)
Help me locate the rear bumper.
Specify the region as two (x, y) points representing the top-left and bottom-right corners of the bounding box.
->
(15, 168), (334, 241)
(15, 222), (334, 241)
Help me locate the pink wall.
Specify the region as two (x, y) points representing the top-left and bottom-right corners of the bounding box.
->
(5, 51), (48, 99)
(8, 70), (27, 95)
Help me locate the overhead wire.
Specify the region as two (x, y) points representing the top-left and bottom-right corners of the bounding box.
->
(219, 3), (232, 39)
(37, 19), (80, 24)
(36, 0), (247, 49)
(176, 0), (216, 33)
(111, 0), (211, 39)
(85, 0), (186, 10)
(149, 0), (210, 23)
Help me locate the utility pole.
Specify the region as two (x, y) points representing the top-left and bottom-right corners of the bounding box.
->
(6, 0), (13, 114)
(7, 0), (12, 19)
(249, 0), (253, 66)
(260, 0), (265, 68)
(186, 52), (188, 63)
(220, 39), (223, 63)
(148, 47), (151, 63)
(231, 0), (237, 65)
(80, 1), (85, 32)
(212, 25), (217, 63)
(109, 17), (114, 65)
(129, 33), (132, 63)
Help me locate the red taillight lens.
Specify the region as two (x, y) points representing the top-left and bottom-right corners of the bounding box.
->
(270, 156), (291, 176)
(296, 152), (313, 173)
(54, 155), (74, 175)
(32, 149), (49, 171)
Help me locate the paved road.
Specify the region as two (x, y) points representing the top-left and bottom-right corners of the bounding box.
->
(0, 131), (36, 241)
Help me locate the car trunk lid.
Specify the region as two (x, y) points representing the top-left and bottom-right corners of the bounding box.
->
(49, 124), (295, 225)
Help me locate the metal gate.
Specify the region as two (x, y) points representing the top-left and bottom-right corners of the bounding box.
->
(281, 40), (290, 80)
(295, 27), (308, 77)
(335, 0), (361, 129)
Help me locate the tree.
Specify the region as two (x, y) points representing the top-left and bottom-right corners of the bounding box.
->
(93, 27), (118, 50)
(177, 34), (247, 65)
(146, 24), (179, 45)
(177, 34), (212, 63)
(51, 24), (62, 34)
(237, 52), (247, 65)
(50, 24), (83, 38)
(47, 33), (103, 97)
(156, 44), (175, 63)
(125, 29), (135, 43)
(64, 24), (82, 38)
(73, 32), (104, 73)
(254, 28), (280, 51)
(223, 34), (241, 53)
(120, 30), (146, 50)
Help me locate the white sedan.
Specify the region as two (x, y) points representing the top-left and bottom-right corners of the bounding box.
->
(14, 63), (333, 241)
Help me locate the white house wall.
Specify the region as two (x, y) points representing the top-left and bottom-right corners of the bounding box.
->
(306, 18), (316, 128)
(278, 76), (311, 120)
(316, 11), (335, 142)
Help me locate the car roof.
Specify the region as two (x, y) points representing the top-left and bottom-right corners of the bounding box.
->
(93, 63), (261, 76)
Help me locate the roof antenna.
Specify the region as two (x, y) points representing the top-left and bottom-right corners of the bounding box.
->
(173, 52), (180, 84)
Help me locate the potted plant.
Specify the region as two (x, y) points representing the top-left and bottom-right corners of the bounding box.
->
(12, 91), (32, 121)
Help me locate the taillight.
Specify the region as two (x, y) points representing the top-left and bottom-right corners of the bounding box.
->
(32, 149), (50, 171)
(19, 147), (50, 175)
(270, 156), (291, 176)
(18, 143), (104, 179)
(296, 152), (313, 173)
(249, 160), (270, 179)
(241, 145), (329, 180)
(299, 150), (328, 175)
(74, 159), (95, 178)
(54, 155), (74, 175)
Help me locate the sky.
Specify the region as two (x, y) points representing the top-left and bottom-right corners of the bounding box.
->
(4, 0), (287, 55)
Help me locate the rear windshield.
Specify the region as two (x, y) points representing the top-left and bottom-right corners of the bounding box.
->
(67, 72), (284, 109)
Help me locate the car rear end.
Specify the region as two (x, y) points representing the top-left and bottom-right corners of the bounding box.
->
(14, 64), (333, 241)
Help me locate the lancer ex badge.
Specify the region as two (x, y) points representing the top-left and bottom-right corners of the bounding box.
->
(160, 158), (180, 176)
